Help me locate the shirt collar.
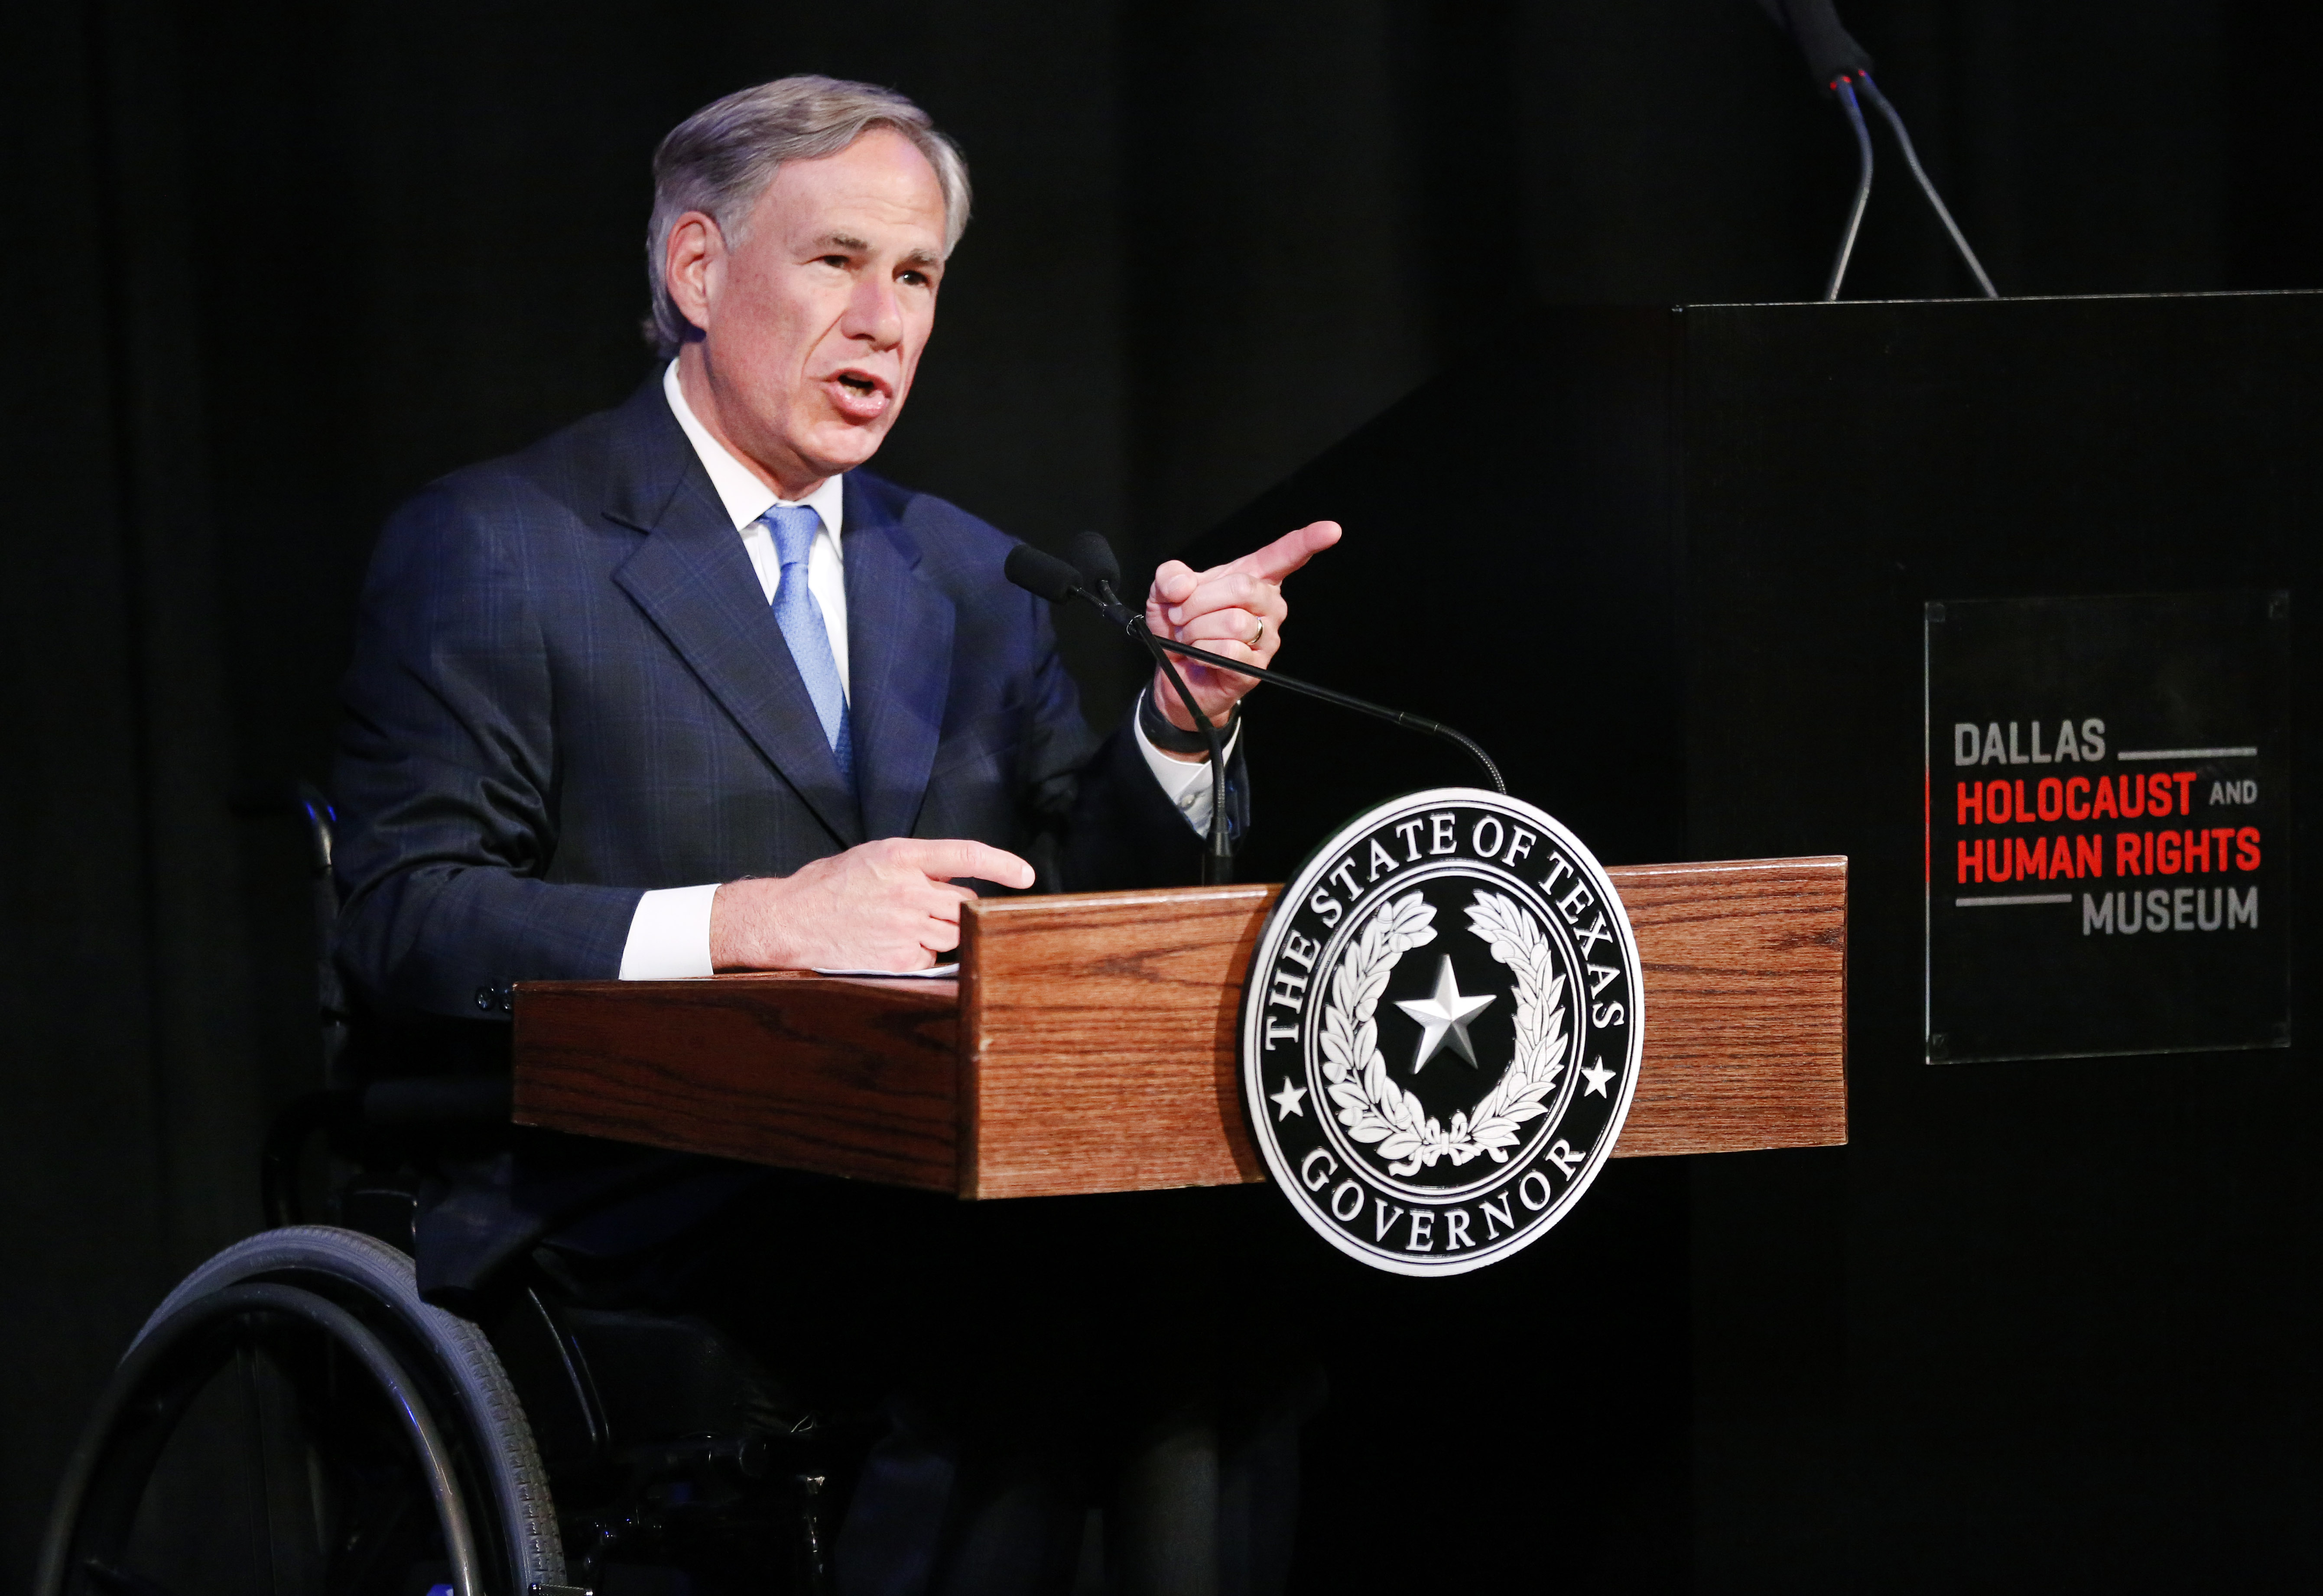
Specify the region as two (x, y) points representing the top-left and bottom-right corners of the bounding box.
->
(663, 360), (847, 547)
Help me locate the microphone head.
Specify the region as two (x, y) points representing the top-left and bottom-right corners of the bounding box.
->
(1065, 531), (1122, 593)
(1754, 0), (1873, 89)
(1004, 543), (1084, 604)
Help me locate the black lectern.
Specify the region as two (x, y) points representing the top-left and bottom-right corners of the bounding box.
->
(1181, 291), (2323, 1589)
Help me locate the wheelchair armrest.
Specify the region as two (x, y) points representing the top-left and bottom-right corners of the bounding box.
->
(261, 1077), (515, 1229)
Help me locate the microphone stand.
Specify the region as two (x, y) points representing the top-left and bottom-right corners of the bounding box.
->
(1004, 536), (1508, 885)
(1088, 576), (1236, 884)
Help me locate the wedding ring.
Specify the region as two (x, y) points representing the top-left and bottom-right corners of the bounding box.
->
(1248, 619), (1265, 646)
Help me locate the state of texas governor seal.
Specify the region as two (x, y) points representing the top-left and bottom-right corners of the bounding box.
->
(1239, 789), (1644, 1276)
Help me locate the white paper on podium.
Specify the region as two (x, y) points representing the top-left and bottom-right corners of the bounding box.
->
(810, 963), (961, 979)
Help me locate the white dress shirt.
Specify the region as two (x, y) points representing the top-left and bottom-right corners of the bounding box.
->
(618, 362), (1228, 979)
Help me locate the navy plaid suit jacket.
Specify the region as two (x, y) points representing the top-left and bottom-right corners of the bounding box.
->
(333, 376), (1222, 1021)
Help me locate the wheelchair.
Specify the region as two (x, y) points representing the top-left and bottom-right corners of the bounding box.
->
(37, 788), (848, 1596)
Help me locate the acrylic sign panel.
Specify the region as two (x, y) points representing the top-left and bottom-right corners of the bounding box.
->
(1924, 592), (2289, 1064)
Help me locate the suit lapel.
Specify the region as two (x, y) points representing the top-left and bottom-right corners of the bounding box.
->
(843, 476), (955, 841)
(603, 382), (864, 848)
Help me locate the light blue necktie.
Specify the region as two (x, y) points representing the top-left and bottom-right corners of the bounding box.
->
(761, 504), (852, 785)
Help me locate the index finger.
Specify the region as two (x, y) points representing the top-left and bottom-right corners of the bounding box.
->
(906, 839), (1037, 891)
(1222, 521), (1342, 585)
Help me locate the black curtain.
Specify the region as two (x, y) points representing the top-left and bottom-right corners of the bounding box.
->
(5, 1), (2319, 1587)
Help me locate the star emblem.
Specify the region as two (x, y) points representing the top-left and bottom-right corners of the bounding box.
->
(1270, 1077), (1308, 1121)
(1581, 1056), (1616, 1097)
(1394, 954), (1496, 1072)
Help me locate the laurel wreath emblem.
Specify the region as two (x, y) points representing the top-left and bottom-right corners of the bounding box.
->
(1318, 888), (1570, 1177)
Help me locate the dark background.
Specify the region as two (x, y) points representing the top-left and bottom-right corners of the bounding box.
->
(7, 0), (2323, 1589)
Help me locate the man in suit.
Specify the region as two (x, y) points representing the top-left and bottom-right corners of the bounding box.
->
(333, 75), (1336, 1596)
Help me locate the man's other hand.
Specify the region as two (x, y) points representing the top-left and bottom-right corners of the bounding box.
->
(1146, 521), (1342, 744)
(708, 838), (1036, 971)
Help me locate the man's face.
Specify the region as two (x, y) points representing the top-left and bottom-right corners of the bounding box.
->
(671, 127), (948, 490)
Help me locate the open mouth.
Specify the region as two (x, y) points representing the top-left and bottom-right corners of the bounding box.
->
(824, 367), (893, 421)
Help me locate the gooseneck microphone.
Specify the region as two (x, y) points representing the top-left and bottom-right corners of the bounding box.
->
(1004, 534), (1510, 830)
(1755, 0), (1998, 301)
(1006, 542), (1236, 881)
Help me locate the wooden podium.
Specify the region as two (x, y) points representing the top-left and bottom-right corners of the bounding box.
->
(510, 856), (1847, 1199)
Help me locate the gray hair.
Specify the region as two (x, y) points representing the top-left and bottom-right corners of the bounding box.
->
(643, 75), (972, 356)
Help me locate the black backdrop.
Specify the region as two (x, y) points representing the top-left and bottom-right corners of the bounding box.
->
(6, 1), (2322, 1589)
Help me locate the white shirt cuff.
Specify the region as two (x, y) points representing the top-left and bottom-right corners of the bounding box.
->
(619, 882), (721, 979)
(1134, 712), (1241, 834)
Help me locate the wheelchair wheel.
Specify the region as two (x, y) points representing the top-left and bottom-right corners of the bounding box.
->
(36, 1225), (569, 1596)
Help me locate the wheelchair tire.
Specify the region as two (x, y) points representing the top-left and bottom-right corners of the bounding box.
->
(41, 1225), (566, 1596)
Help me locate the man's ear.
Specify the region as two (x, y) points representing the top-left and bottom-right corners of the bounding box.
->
(663, 211), (721, 335)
